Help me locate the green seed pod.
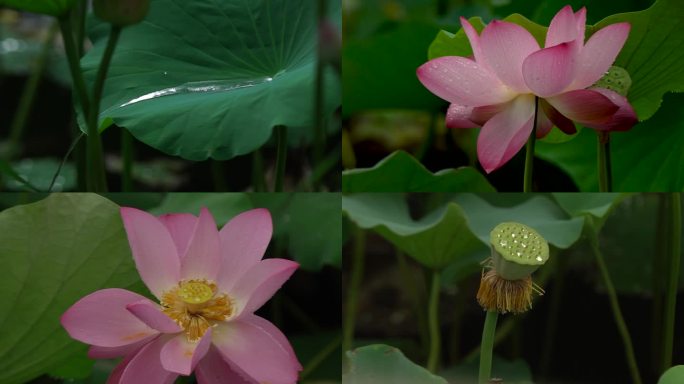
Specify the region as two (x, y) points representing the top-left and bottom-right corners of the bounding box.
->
(94, 0), (150, 26)
(489, 222), (549, 280)
(593, 66), (632, 96)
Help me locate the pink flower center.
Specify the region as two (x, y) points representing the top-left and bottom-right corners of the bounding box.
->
(161, 279), (233, 342)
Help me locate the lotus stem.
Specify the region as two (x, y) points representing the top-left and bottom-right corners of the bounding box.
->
(312, 0), (326, 170)
(427, 269), (442, 372)
(597, 131), (612, 192)
(523, 96), (539, 192)
(7, 22), (57, 159)
(343, 226), (365, 354)
(663, 193), (681, 370)
(589, 225), (642, 384)
(84, 24), (121, 192)
(273, 125), (288, 192)
(121, 129), (133, 191)
(479, 310), (498, 384)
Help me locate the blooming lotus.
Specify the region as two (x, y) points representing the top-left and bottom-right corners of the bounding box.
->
(61, 207), (301, 383)
(417, 6), (638, 173)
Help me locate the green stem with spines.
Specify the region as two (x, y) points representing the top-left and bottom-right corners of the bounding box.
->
(427, 270), (441, 372)
(589, 221), (642, 384)
(479, 310), (499, 384)
(663, 193), (681, 371)
(523, 96), (539, 192)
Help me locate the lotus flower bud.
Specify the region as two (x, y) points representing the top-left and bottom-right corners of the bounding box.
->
(94, 0), (150, 26)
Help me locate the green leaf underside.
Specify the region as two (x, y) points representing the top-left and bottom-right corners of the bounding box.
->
(342, 194), (486, 269)
(428, 0), (684, 121)
(343, 344), (447, 384)
(341, 150), (495, 193)
(659, 365), (684, 384)
(452, 194), (584, 249)
(81, 0), (341, 161)
(537, 93), (684, 192)
(0, 194), (145, 384)
(552, 193), (626, 219)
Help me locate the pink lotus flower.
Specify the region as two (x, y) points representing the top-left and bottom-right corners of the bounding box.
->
(417, 6), (638, 173)
(61, 207), (302, 383)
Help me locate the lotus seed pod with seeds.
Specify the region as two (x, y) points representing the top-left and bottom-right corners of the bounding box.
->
(593, 66), (632, 97)
(490, 222), (549, 281)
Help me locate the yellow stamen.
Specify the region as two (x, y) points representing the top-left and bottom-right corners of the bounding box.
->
(160, 279), (233, 341)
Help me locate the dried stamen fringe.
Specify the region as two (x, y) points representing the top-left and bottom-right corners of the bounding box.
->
(477, 268), (544, 314)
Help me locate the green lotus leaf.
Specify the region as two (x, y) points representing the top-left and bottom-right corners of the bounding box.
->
(343, 21), (446, 116)
(81, 0), (341, 160)
(0, 194), (146, 384)
(343, 344), (448, 384)
(251, 193), (342, 271)
(342, 150), (495, 193)
(659, 365), (684, 384)
(588, 0), (684, 120)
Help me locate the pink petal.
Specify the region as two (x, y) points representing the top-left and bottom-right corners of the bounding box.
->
(158, 213), (197, 258)
(470, 102), (511, 125)
(480, 20), (540, 92)
(213, 315), (302, 384)
(181, 207), (221, 281)
(575, 7), (587, 45)
(535, 107), (554, 138)
(583, 87), (638, 131)
(119, 336), (178, 383)
(120, 207), (180, 298)
(196, 348), (256, 384)
(230, 259), (299, 318)
(160, 329), (213, 375)
(545, 89), (619, 125)
(522, 42), (577, 97)
(545, 5), (581, 47)
(417, 56), (514, 107)
(61, 288), (158, 347)
(460, 17), (487, 67)
(126, 300), (182, 333)
(540, 99), (577, 135)
(572, 23), (631, 90)
(89, 335), (156, 359)
(217, 209), (273, 293)
(446, 104), (478, 128)
(477, 94), (536, 173)
(106, 351), (138, 384)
